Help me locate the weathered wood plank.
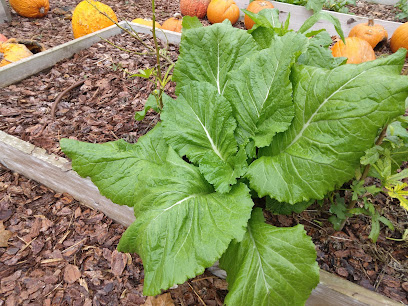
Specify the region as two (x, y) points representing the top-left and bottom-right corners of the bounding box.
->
(0, 131), (400, 305)
(235, 0), (403, 36)
(0, 0), (11, 23)
(0, 131), (135, 226)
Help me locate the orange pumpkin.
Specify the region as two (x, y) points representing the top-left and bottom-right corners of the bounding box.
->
(244, 0), (274, 30)
(180, 0), (211, 19)
(9, 0), (49, 18)
(162, 14), (183, 32)
(390, 22), (408, 57)
(72, 0), (118, 39)
(348, 19), (387, 48)
(207, 0), (240, 25)
(0, 42), (33, 67)
(331, 37), (376, 64)
(132, 18), (162, 29)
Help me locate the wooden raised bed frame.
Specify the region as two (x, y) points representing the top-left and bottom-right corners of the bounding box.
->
(0, 3), (404, 305)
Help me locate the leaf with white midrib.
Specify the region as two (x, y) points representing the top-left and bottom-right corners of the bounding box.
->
(220, 208), (319, 306)
(162, 82), (246, 193)
(248, 50), (408, 204)
(117, 147), (254, 296)
(173, 23), (258, 94)
(224, 32), (308, 147)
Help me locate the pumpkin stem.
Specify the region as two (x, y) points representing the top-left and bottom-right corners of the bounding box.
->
(40, 7), (45, 14)
(368, 18), (374, 27)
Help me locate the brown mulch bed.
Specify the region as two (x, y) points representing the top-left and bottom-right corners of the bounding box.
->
(0, 32), (177, 156)
(1, 0), (408, 305)
(0, 164), (228, 305)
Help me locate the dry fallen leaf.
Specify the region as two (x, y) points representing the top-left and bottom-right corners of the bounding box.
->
(0, 221), (13, 247)
(64, 264), (81, 284)
(143, 293), (175, 306)
(111, 250), (127, 277)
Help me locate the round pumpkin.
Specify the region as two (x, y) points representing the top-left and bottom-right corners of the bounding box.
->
(207, 0), (240, 25)
(162, 15), (183, 32)
(244, 0), (274, 30)
(331, 37), (376, 64)
(132, 18), (162, 29)
(72, 0), (118, 39)
(9, 0), (49, 18)
(390, 22), (408, 57)
(348, 18), (387, 48)
(180, 0), (211, 19)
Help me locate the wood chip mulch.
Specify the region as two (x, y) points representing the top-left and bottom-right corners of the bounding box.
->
(0, 164), (228, 306)
(1, 0), (408, 305)
(0, 32), (178, 156)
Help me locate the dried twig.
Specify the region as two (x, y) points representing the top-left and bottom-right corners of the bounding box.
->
(51, 79), (85, 119)
(188, 282), (207, 306)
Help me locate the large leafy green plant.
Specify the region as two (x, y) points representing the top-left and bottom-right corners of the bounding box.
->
(60, 10), (408, 305)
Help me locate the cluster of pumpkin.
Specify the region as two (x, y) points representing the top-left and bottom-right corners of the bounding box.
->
(132, 0), (276, 33)
(179, 0), (274, 30)
(332, 19), (408, 64)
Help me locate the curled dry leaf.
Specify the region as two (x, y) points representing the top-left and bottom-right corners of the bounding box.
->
(110, 250), (127, 277)
(0, 221), (13, 247)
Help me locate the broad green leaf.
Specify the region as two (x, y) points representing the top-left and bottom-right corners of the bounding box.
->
(298, 31), (347, 69)
(182, 15), (203, 30)
(173, 23), (258, 95)
(224, 32), (307, 147)
(117, 148), (254, 295)
(248, 50), (408, 203)
(298, 11), (345, 42)
(305, 0), (325, 12)
(266, 197), (314, 215)
(242, 8), (282, 32)
(162, 82), (246, 193)
(60, 125), (167, 207)
(220, 208), (319, 306)
(250, 27), (276, 49)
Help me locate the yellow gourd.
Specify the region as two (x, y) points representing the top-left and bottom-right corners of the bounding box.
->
(72, 0), (118, 39)
(0, 43), (33, 67)
(132, 18), (162, 29)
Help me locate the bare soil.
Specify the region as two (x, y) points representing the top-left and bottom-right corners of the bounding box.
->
(0, 0), (408, 305)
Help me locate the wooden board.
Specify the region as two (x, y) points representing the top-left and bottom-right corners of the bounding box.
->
(0, 130), (400, 306)
(0, 0), (11, 23)
(235, 0), (403, 36)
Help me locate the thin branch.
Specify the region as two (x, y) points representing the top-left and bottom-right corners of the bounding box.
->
(84, 0), (173, 65)
(51, 79), (85, 119)
(338, 124), (389, 231)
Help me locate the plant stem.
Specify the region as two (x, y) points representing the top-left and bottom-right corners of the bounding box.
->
(152, 0), (164, 110)
(338, 124), (389, 231)
(83, 0), (173, 65)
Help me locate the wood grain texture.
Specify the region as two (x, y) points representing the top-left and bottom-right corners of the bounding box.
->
(0, 131), (401, 305)
(235, 0), (402, 37)
(0, 131), (135, 227)
(0, 0), (11, 23)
